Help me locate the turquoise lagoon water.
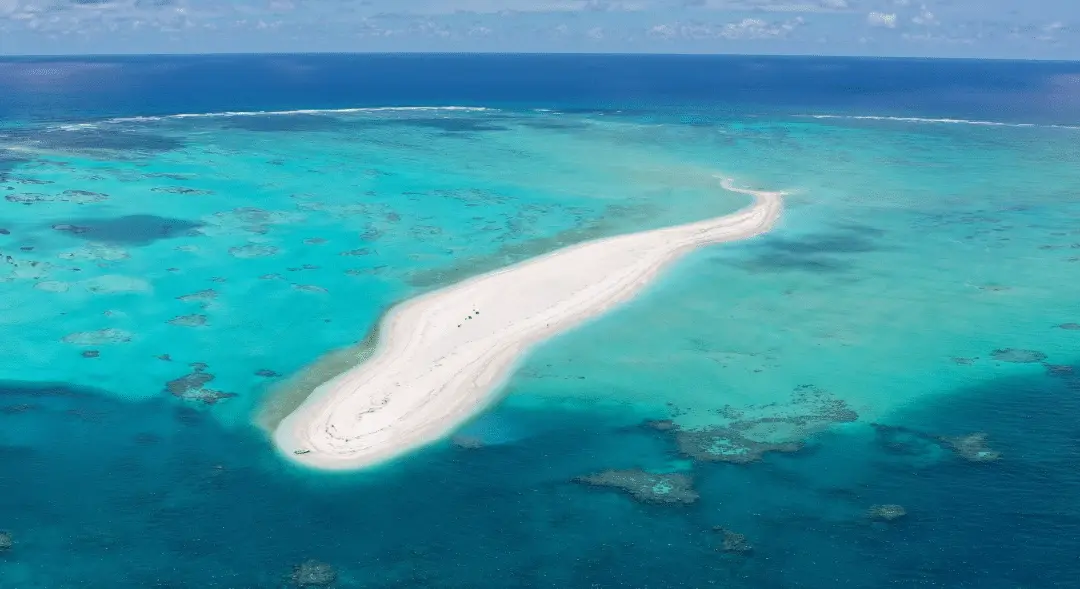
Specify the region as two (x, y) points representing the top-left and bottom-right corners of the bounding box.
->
(2, 56), (1080, 588)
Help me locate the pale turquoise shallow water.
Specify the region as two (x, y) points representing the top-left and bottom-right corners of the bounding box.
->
(2, 105), (1080, 587)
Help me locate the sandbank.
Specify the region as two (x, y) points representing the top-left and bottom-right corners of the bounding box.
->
(273, 178), (785, 470)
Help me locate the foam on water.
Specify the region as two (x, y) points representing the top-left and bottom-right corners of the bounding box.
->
(46, 106), (498, 131)
(796, 113), (1080, 130)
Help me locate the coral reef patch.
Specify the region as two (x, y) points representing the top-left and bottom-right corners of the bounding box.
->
(675, 385), (857, 464)
(290, 560), (337, 587)
(573, 469), (699, 505)
(991, 348), (1048, 363)
(164, 364), (236, 406)
(866, 504), (907, 522)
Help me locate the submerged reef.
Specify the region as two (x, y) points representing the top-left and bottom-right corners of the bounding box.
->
(228, 244), (280, 259)
(82, 275), (151, 294)
(870, 423), (944, 459)
(1058, 323), (1080, 330)
(642, 419), (678, 432)
(164, 363), (236, 406)
(207, 207), (304, 235)
(151, 186), (214, 196)
(676, 385), (857, 464)
(177, 289), (218, 305)
(62, 328), (133, 346)
(58, 243), (129, 262)
(0, 531), (12, 551)
(872, 423), (1001, 463)
(676, 424), (802, 464)
(50, 214), (203, 245)
(7, 190), (108, 205)
(939, 433), (1002, 462)
(713, 527), (753, 553)
(290, 559), (337, 587)
(991, 348), (1048, 363)
(169, 314), (208, 327)
(866, 504), (907, 522)
(574, 469), (699, 505)
(450, 435), (484, 449)
(1045, 364), (1074, 377)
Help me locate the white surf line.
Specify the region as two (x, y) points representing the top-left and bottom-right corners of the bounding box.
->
(273, 177), (786, 470)
(46, 106), (496, 131)
(795, 113), (1080, 131)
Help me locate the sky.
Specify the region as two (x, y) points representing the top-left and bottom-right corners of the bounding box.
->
(0, 0), (1076, 59)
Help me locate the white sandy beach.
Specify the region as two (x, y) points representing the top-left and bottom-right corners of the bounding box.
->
(273, 178), (785, 470)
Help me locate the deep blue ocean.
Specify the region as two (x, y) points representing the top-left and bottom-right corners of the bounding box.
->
(2, 54), (1080, 588)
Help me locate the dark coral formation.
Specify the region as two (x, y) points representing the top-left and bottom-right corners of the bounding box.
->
(62, 189), (109, 203)
(290, 560), (337, 587)
(1045, 364), (1074, 377)
(255, 369), (280, 378)
(574, 469), (699, 505)
(51, 214), (203, 245)
(7, 193), (51, 204)
(11, 190), (108, 205)
(676, 386), (856, 464)
(81, 350), (100, 359)
(713, 527), (752, 553)
(873, 423), (1001, 463)
(870, 423), (944, 459)
(939, 433), (1001, 462)
(676, 425), (803, 464)
(1058, 323), (1080, 331)
(450, 435), (484, 449)
(151, 186), (214, 195)
(0, 531), (12, 551)
(991, 348), (1048, 363)
(177, 289), (218, 304)
(164, 364), (236, 406)
(62, 329), (133, 346)
(169, 314), (208, 327)
(867, 504), (907, 522)
(228, 244), (279, 259)
(642, 419), (678, 432)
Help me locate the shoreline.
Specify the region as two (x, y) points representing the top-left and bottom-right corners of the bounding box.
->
(272, 177), (786, 471)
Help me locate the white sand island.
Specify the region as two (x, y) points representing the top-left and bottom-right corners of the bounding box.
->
(274, 178), (785, 470)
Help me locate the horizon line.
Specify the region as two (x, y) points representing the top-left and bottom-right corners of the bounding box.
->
(0, 50), (1078, 64)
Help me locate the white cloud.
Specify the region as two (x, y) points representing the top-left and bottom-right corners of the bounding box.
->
(911, 5), (938, 26)
(866, 11), (897, 28)
(721, 16), (804, 38)
(685, 0), (850, 12)
(647, 23), (676, 38)
(647, 16), (804, 40)
(1036, 21), (1066, 42)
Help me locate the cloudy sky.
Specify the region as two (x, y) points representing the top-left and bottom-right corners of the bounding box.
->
(0, 0), (1075, 59)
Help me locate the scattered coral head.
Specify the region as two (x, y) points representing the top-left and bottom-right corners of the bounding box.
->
(713, 527), (753, 553)
(574, 469), (699, 505)
(164, 363), (237, 406)
(290, 559), (337, 587)
(939, 432), (1001, 462)
(867, 504), (907, 522)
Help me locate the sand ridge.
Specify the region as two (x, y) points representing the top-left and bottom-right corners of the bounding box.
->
(273, 177), (786, 470)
